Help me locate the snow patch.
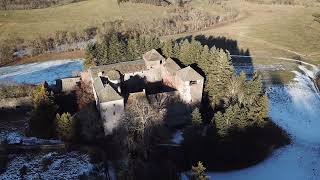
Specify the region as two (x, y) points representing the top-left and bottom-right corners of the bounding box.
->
(171, 131), (184, 144)
(1, 132), (63, 145)
(4, 132), (22, 144)
(0, 151), (97, 179)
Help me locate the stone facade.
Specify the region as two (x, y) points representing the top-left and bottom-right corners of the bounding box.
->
(89, 49), (204, 135)
(56, 77), (81, 92)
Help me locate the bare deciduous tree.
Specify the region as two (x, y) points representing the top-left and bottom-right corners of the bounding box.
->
(118, 96), (164, 159)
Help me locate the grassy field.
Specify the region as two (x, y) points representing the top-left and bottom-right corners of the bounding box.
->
(0, 0), (170, 40)
(166, 0), (320, 65)
(0, 0), (319, 67)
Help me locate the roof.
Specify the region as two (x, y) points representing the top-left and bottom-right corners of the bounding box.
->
(89, 60), (146, 79)
(176, 66), (204, 82)
(163, 58), (181, 75)
(93, 77), (123, 102)
(143, 49), (165, 62)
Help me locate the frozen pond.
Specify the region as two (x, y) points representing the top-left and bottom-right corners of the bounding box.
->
(0, 59), (83, 85)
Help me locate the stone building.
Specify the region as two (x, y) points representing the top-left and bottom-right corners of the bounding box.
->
(56, 77), (81, 92)
(89, 49), (204, 135)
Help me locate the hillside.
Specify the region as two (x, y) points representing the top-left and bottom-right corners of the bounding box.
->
(0, 0), (319, 65)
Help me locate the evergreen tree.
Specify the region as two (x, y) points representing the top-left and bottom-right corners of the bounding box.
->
(127, 36), (140, 60)
(29, 84), (58, 138)
(83, 43), (97, 69)
(107, 33), (126, 64)
(191, 108), (202, 127)
(98, 42), (109, 65)
(189, 161), (209, 180)
(178, 39), (202, 65)
(55, 112), (74, 141)
(205, 49), (234, 107)
(198, 45), (211, 71)
(162, 39), (175, 58)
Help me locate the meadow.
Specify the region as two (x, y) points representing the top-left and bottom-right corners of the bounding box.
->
(166, 0), (320, 65)
(0, 0), (170, 40)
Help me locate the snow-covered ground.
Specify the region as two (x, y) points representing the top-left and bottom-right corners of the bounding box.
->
(171, 130), (184, 144)
(0, 59), (83, 85)
(0, 151), (104, 179)
(193, 66), (320, 180)
(1, 132), (62, 145)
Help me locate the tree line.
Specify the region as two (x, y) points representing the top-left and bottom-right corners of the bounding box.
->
(0, 3), (239, 66)
(84, 32), (162, 68)
(122, 6), (239, 37)
(0, 27), (97, 65)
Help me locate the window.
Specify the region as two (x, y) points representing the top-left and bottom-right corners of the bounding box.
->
(113, 104), (115, 107)
(190, 81), (197, 85)
(113, 111), (116, 116)
(160, 60), (162, 64)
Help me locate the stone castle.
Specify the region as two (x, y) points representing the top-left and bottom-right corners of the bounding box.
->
(88, 49), (204, 134)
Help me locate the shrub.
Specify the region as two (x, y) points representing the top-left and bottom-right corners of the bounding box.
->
(0, 85), (34, 99)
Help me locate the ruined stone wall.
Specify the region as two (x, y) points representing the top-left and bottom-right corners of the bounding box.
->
(190, 79), (204, 104)
(174, 77), (191, 103)
(161, 67), (177, 89)
(56, 77), (80, 92)
(99, 99), (124, 135)
(145, 68), (162, 83)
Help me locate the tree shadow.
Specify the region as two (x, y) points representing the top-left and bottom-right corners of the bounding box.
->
(177, 35), (255, 79)
(181, 121), (291, 171)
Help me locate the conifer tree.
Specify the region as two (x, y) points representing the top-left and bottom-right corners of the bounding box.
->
(205, 49), (234, 107)
(107, 33), (126, 63)
(190, 161), (209, 180)
(97, 42), (109, 65)
(55, 112), (74, 141)
(29, 84), (58, 138)
(162, 39), (175, 58)
(84, 43), (97, 69)
(127, 36), (140, 60)
(191, 108), (202, 127)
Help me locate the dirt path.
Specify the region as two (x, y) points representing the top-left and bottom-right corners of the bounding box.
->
(231, 55), (318, 68)
(238, 34), (306, 57)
